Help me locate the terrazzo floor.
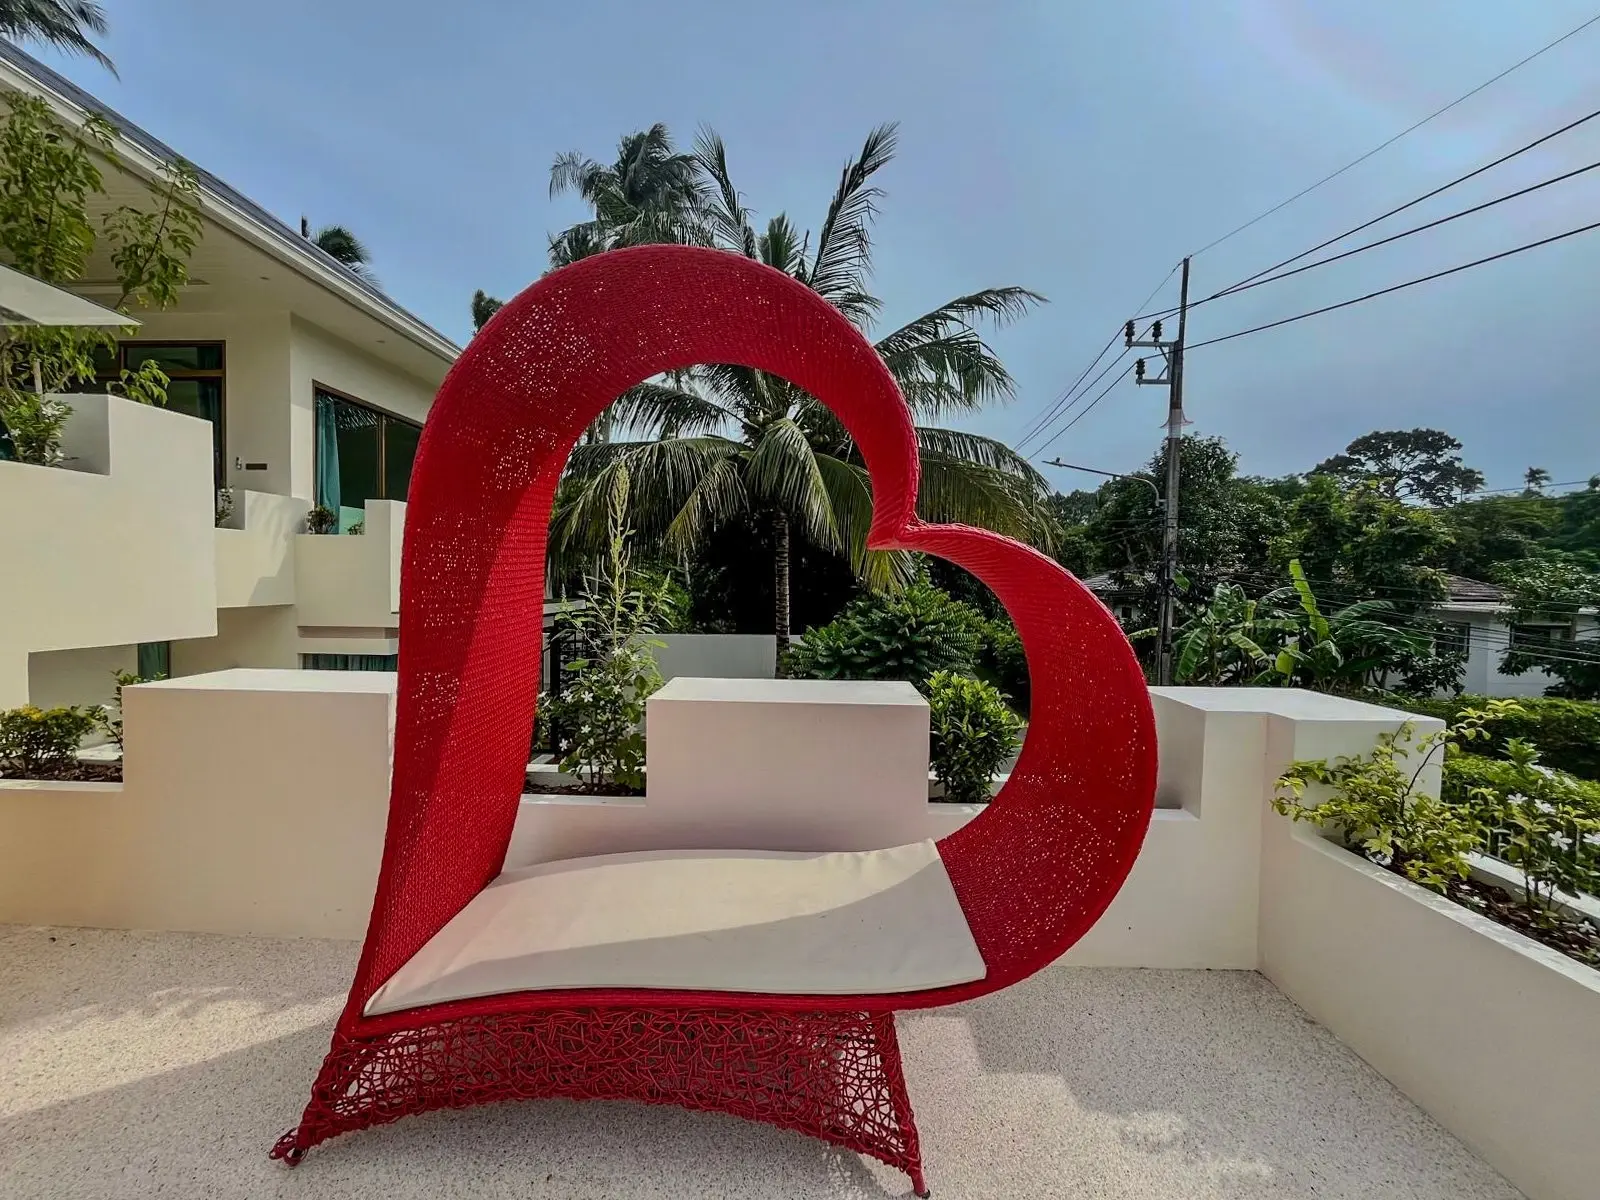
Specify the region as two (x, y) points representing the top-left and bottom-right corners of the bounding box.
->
(0, 925), (1522, 1199)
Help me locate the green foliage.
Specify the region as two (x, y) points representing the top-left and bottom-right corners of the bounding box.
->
(1399, 694), (1600, 782)
(1444, 750), (1600, 904)
(0, 96), (201, 464)
(788, 582), (982, 688)
(1149, 560), (1460, 694)
(470, 289), (504, 332)
(1492, 556), (1600, 698)
(977, 619), (1029, 714)
(307, 223), (377, 285)
(0, 704), (102, 777)
(543, 123), (1049, 644)
(927, 671), (1022, 804)
(1311, 428), (1484, 507)
(1273, 704), (1512, 893)
(538, 470), (667, 789)
(98, 667), (163, 754)
(0, 1), (115, 73)
(305, 506), (338, 534)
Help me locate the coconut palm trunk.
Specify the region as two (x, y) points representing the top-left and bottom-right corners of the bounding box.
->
(772, 509), (792, 656)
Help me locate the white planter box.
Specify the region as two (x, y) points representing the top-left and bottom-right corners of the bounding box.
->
(1261, 825), (1600, 1200)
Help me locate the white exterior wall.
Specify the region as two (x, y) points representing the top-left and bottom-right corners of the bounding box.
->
(287, 317), (436, 503)
(123, 310), (295, 497)
(0, 395), (217, 708)
(652, 634), (777, 682)
(1446, 607), (1598, 698)
(170, 606), (299, 675)
(293, 499), (405, 629)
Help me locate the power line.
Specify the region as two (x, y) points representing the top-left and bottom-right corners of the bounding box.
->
(1188, 10), (1600, 259)
(1193, 104), (1600, 307)
(1187, 216), (1600, 351)
(1030, 364), (1136, 458)
(1015, 265), (1178, 450)
(1141, 155), (1600, 322)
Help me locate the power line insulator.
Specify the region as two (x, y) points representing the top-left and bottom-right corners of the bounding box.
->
(1123, 319), (1135, 346)
(1135, 358), (1146, 381)
(1151, 320), (1163, 342)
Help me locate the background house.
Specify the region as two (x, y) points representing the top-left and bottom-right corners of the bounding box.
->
(0, 43), (458, 713)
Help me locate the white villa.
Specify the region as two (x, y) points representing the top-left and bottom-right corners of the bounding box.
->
(0, 42), (458, 713)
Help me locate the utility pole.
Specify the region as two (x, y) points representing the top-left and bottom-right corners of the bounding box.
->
(1128, 256), (1190, 686)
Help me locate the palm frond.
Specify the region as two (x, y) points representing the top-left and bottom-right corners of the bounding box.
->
(758, 214), (808, 276)
(812, 452), (914, 589)
(557, 436), (739, 550)
(608, 382), (736, 439)
(807, 122), (898, 312)
(0, 1), (115, 73)
(549, 151), (606, 202)
(913, 427), (1049, 493)
(663, 452), (750, 556)
(875, 288), (1045, 416)
(745, 418), (841, 550)
(692, 126), (758, 258)
(915, 451), (1047, 541)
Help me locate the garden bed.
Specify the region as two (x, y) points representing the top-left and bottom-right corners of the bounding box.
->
(523, 775), (644, 797)
(1447, 875), (1599, 968)
(0, 761), (121, 783)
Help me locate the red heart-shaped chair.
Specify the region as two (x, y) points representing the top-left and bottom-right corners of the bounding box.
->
(273, 245), (1157, 1195)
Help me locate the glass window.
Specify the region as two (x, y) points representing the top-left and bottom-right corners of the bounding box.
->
(96, 342), (226, 487)
(1436, 623), (1472, 654)
(123, 343), (223, 372)
(136, 642), (170, 679)
(383, 418), (420, 501)
(314, 387), (422, 529)
(302, 654), (398, 671)
(1510, 623), (1572, 649)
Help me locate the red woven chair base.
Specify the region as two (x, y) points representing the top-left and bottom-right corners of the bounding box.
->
(271, 1006), (928, 1195)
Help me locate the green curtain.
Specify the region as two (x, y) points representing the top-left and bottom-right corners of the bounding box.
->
(314, 392), (341, 513)
(136, 642), (170, 679)
(302, 654), (398, 671)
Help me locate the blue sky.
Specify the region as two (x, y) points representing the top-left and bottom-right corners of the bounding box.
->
(28, 0), (1600, 493)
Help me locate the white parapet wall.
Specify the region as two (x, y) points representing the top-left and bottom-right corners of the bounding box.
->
(0, 669), (394, 938)
(0, 394), (218, 707)
(651, 634), (777, 683)
(293, 498), (405, 629)
(215, 489), (308, 608)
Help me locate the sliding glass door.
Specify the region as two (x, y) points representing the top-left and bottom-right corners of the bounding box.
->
(313, 387), (421, 532)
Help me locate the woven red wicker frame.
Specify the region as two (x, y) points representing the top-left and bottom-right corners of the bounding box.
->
(274, 246), (1157, 1192)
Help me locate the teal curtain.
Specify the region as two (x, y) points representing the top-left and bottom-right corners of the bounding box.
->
(302, 654), (397, 671)
(314, 392), (341, 513)
(136, 642), (170, 679)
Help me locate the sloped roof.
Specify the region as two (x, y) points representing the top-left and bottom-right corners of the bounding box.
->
(1445, 575), (1506, 604)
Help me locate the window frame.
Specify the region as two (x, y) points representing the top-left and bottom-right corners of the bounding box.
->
(97, 340), (227, 485)
(312, 381), (423, 505)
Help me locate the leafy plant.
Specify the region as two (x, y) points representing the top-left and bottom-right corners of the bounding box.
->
(214, 486), (235, 527)
(1401, 694), (1600, 780)
(928, 671), (1022, 804)
(346, 520), (365, 536)
(97, 668), (164, 754)
(788, 582), (983, 688)
(1272, 703), (1515, 893)
(538, 469), (668, 788)
(0, 704), (102, 777)
(977, 618), (1029, 715)
(305, 506), (338, 534)
(1447, 747), (1600, 909)
(0, 96), (201, 464)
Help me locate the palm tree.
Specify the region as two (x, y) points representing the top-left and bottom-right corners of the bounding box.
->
(548, 123), (1049, 652)
(301, 218), (378, 286)
(0, 1), (114, 73)
(1523, 466), (1552, 495)
(546, 123), (707, 268)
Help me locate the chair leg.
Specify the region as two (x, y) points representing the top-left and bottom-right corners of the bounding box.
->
(275, 1007), (930, 1193)
(873, 1013), (929, 1196)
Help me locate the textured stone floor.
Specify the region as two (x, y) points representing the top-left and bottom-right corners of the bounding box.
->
(0, 925), (1522, 1199)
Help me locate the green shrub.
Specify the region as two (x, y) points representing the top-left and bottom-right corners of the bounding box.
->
(1392, 694), (1600, 781)
(1445, 750), (1600, 902)
(305, 505), (338, 534)
(928, 671), (1023, 804)
(98, 669), (163, 754)
(0, 705), (102, 777)
(977, 619), (1029, 714)
(1273, 705), (1510, 893)
(789, 583), (983, 689)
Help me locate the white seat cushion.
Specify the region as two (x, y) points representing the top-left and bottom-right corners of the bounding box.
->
(365, 840), (984, 1015)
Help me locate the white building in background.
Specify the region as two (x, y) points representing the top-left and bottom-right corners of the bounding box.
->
(1434, 575), (1597, 699)
(0, 42), (459, 712)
